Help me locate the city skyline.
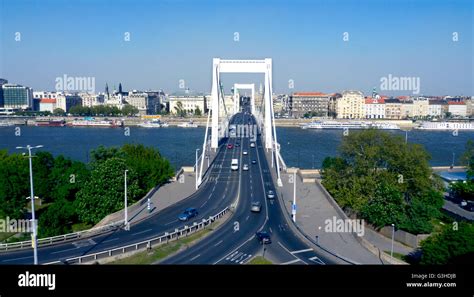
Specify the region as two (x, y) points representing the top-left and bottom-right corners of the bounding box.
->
(0, 0), (472, 96)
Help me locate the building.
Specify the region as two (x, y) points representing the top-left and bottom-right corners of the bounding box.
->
(144, 90), (166, 114)
(427, 100), (446, 118)
(38, 99), (57, 113)
(126, 91), (153, 115)
(56, 93), (82, 112)
(0, 78), (8, 107)
(384, 98), (402, 119)
(465, 99), (473, 117)
(289, 92), (331, 118)
(168, 91), (208, 115)
(412, 97), (429, 118)
(400, 100), (414, 119)
(2, 84), (32, 110)
(364, 97), (385, 119)
(336, 90), (365, 119)
(80, 93), (105, 108)
(448, 101), (467, 117)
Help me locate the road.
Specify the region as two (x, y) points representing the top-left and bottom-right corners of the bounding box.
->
(162, 101), (336, 265)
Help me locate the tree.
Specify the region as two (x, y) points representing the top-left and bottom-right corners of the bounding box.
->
(420, 222), (474, 264)
(38, 198), (77, 237)
(121, 104), (139, 116)
(0, 150), (29, 219)
(75, 158), (141, 224)
(53, 108), (65, 116)
(194, 106), (202, 116)
(321, 129), (443, 234)
(174, 101), (186, 117)
(461, 139), (474, 178)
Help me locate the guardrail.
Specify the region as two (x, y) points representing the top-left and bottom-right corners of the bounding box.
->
(0, 220), (124, 252)
(44, 206), (230, 265)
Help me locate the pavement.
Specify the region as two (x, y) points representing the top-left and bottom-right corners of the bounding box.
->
(277, 172), (414, 263)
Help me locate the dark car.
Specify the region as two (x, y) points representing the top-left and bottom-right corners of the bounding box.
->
(251, 160), (257, 164)
(178, 208), (198, 221)
(235, 143), (240, 147)
(256, 231), (271, 244)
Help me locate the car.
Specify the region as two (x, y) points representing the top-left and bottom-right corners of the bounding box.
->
(267, 190), (275, 199)
(252, 159), (257, 164)
(235, 143), (240, 147)
(178, 208), (198, 221)
(243, 150), (248, 155)
(461, 201), (474, 212)
(227, 144), (233, 149)
(250, 201), (261, 212)
(256, 231), (271, 244)
(250, 142), (255, 148)
(243, 164), (249, 171)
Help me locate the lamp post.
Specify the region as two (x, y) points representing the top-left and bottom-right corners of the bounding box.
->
(390, 223), (395, 261)
(195, 148), (199, 190)
(16, 144), (43, 265)
(124, 169), (129, 231)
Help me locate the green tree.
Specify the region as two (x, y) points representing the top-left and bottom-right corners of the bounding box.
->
(121, 104), (139, 116)
(174, 101), (186, 117)
(420, 222), (474, 264)
(53, 108), (65, 115)
(75, 158), (141, 224)
(0, 150), (29, 219)
(38, 199), (77, 237)
(194, 106), (202, 116)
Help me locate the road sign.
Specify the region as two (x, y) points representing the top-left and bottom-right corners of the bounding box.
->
(292, 204), (297, 211)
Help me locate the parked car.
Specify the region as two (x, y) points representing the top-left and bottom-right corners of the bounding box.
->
(250, 201), (261, 212)
(267, 190), (275, 199)
(178, 208), (198, 221)
(256, 231), (271, 244)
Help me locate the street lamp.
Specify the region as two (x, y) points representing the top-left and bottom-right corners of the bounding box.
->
(124, 169), (129, 231)
(16, 144), (43, 265)
(292, 171), (296, 223)
(390, 223), (395, 261)
(195, 148), (200, 190)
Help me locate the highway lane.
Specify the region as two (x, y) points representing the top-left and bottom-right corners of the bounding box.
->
(0, 113), (246, 264)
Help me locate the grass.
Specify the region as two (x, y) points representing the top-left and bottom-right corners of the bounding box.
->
(384, 250), (407, 262)
(0, 232), (16, 243)
(72, 222), (93, 232)
(247, 256), (273, 265)
(110, 228), (212, 264)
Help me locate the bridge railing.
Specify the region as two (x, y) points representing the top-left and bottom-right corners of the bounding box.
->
(43, 206), (230, 265)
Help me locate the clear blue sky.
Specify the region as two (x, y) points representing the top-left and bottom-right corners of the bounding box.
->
(0, 0), (472, 95)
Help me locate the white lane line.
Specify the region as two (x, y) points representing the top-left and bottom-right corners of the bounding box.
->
(164, 220), (177, 226)
(51, 247), (79, 254)
(281, 259), (302, 265)
(291, 248), (313, 254)
(200, 200), (208, 208)
(190, 254), (201, 261)
(131, 228), (153, 236)
(245, 215), (249, 221)
(225, 251), (239, 261)
(269, 227), (273, 233)
(309, 256), (326, 265)
(278, 241), (308, 265)
(103, 238), (119, 243)
(214, 240), (224, 247)
(2, 256), (33, 262)
(240, 254), (253, 264)
(231, 252), (243, 262)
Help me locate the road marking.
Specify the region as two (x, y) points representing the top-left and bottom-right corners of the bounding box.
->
(291, 248), (313, 254)
(2, 255), (33, 262)
(51, 246), (80, 254)
(214, 240), (223, 247)
(269, 227), (273, 233)
(200, 200), (208, 207)
(131, 228), (152, 236)
(164, 220), (177, 226)
(225, 251), (239, 261)
(240, 254), (252, 264)
(72, 239), (95, 248)
(245, 215), (249, 221)
(309, 256), (326, 265)
(269, 200), (274, 205)
(277, 241), (308, 265)
(103, 238), (119, 243)
(281, 259), (302, 265)
(190, 254), (201, 261)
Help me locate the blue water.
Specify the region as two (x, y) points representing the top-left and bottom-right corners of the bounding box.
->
(0, 126), (472, 169)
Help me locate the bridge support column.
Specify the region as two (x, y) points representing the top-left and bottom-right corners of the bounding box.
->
(211, 58), (220, 150)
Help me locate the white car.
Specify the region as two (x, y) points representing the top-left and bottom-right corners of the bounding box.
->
(243, 164), (249, 171)
(267, 190), (275, 199)
(250, 142), (256, 148)
(243, 150), (248, 155)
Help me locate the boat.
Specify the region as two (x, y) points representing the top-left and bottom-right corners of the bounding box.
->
(416, 121), (474, 130)
(35, 119), (66, 127)
(137, 119), (164, 128)
(67, 118), (121, 127)
(301, 120), (399, 130)
(177, 121), (198, 128)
